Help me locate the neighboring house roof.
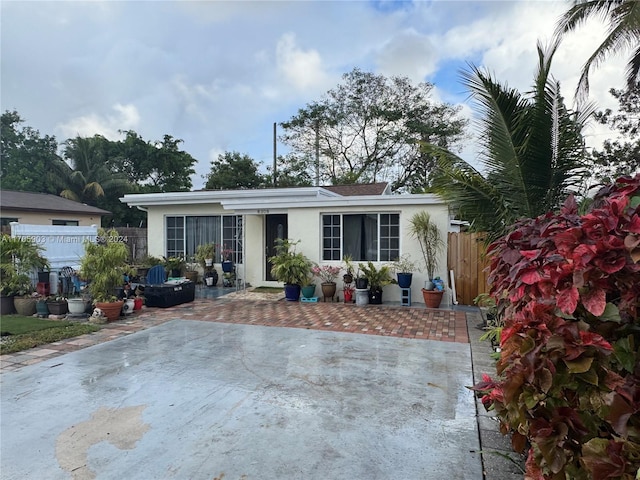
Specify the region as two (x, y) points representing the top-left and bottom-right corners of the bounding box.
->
(322, 183), (390, 196)
(0, 190), (111, 215)
(121, 185), (444, 213)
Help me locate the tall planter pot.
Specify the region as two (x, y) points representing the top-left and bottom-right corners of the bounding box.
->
(96, 300), (124, 322)
(0, 295), (15, 315)
(14, 297), (36, 316)
(422, 289), (443, 309)
(283, 284), (301, 302)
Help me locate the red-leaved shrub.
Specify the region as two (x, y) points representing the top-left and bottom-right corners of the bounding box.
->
(474, 174), (640, 479)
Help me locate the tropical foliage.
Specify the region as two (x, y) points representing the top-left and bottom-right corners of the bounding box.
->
(473, 174), (640, 479)
(555, 0), (640, 100)
(0, 235), (49, 296)
(432, 41), (592, 241)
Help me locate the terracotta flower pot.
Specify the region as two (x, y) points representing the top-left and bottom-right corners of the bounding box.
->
(422, 289), (444, 309)
(95, 301), (124, 322)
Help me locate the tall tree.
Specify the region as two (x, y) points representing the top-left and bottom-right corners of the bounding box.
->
(0, 110), (62, 194)
(432, 41), (592, 241)
(204, 151), (267, 190)
(555, 0), (640, 101)
(107, 131), (197, 193)
(279, 68), (467, 190)
(58, 135), (131, 204)
(588, 82), (640, 184)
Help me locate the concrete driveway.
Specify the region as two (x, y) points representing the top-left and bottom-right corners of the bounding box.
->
(1, 319), (482, 479)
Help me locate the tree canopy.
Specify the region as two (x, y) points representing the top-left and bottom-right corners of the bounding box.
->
(0, 111), (62, 194)
(204, 151), (267, 190)
(588, 82), (640, 184)
(279, 68), (467, 191)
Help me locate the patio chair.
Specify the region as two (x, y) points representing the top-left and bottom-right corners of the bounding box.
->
(146, 265), (167, 285)
(60, 266), (74, 296)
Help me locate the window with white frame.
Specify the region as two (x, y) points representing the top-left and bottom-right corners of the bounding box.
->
(322, 213), (400, 262)
(165, 215), (243, 263)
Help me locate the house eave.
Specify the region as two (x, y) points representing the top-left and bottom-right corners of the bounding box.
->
(121, 189), (445, 211)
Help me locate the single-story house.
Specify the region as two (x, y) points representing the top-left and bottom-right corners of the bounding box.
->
(121, 183), (451, 304)
(0, 190), (110, 228)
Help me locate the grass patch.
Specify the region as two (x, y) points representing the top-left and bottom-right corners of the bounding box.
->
(0, 315), (100, 355)
(1, 315), (74, 335)
(250, 287), (284, 293)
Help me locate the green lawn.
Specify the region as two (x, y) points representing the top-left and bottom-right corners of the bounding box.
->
(0, 315), (100, 355)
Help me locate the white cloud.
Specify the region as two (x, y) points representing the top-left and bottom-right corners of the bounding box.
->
(375, 29), (438, 82)
(276, 33), (330, 91)
(57, 104), (140, 140)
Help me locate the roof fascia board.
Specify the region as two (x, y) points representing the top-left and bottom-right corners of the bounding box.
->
(120, 187), (341, 207)
(219, 194), (444, 211)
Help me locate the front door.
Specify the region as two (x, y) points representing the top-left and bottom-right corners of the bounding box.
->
(265, 214), (288, 281)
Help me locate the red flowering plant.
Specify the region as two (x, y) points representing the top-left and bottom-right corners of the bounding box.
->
(473, 174), (640, 480)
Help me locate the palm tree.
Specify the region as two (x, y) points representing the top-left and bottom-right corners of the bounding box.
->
(431, 41), (592, 242)
(55, 136), (131, 205)
(555, 0), (640, 101)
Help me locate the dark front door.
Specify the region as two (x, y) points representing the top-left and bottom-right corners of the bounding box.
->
(265, 214), (288, 281)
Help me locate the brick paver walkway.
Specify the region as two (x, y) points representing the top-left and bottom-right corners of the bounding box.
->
(0, 291), (468, 373)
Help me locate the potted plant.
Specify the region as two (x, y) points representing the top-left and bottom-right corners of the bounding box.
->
(342, 255), (355, 284)
(221, 245), (234, 273)
(390, 254), (418, 288)
(409, 211), (445, 308)
(301, 277), (317, 299)
(163, 256), (185, 278)
(354, 264), (369, 290)
(80, 228), (135, 322)
(343, 284), (355, 303)
(46, 295), (68, 315)
(311, 264), (341, 301)
(195, 243), (216, 268)
(358, 261), (394, 304)
(184, 256), (200, 283)
(0, 234), (49, 315)
(269, 239), (312, 301)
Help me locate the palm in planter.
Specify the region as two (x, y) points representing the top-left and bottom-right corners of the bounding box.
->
(80, 228), (134, 321)
(358, 261), (393, 304)
(269, 239), (312, 301)
(409, 211), (445, 308)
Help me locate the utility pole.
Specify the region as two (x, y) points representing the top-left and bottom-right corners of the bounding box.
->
(315, 120), (320, 187)
(273, 122), (277, 187)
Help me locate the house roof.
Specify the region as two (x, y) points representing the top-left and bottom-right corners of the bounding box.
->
(121, 185), (445, 213)
(0, 190), (111, 215)
(322, 183), (390, 196)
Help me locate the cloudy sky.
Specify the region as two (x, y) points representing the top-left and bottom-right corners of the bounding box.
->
(1, 0), (626, 189)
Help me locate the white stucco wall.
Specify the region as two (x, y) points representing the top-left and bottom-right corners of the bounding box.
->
(141, 197), (450, 304)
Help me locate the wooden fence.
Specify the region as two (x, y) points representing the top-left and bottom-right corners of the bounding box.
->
(447, 232), (491, 305)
